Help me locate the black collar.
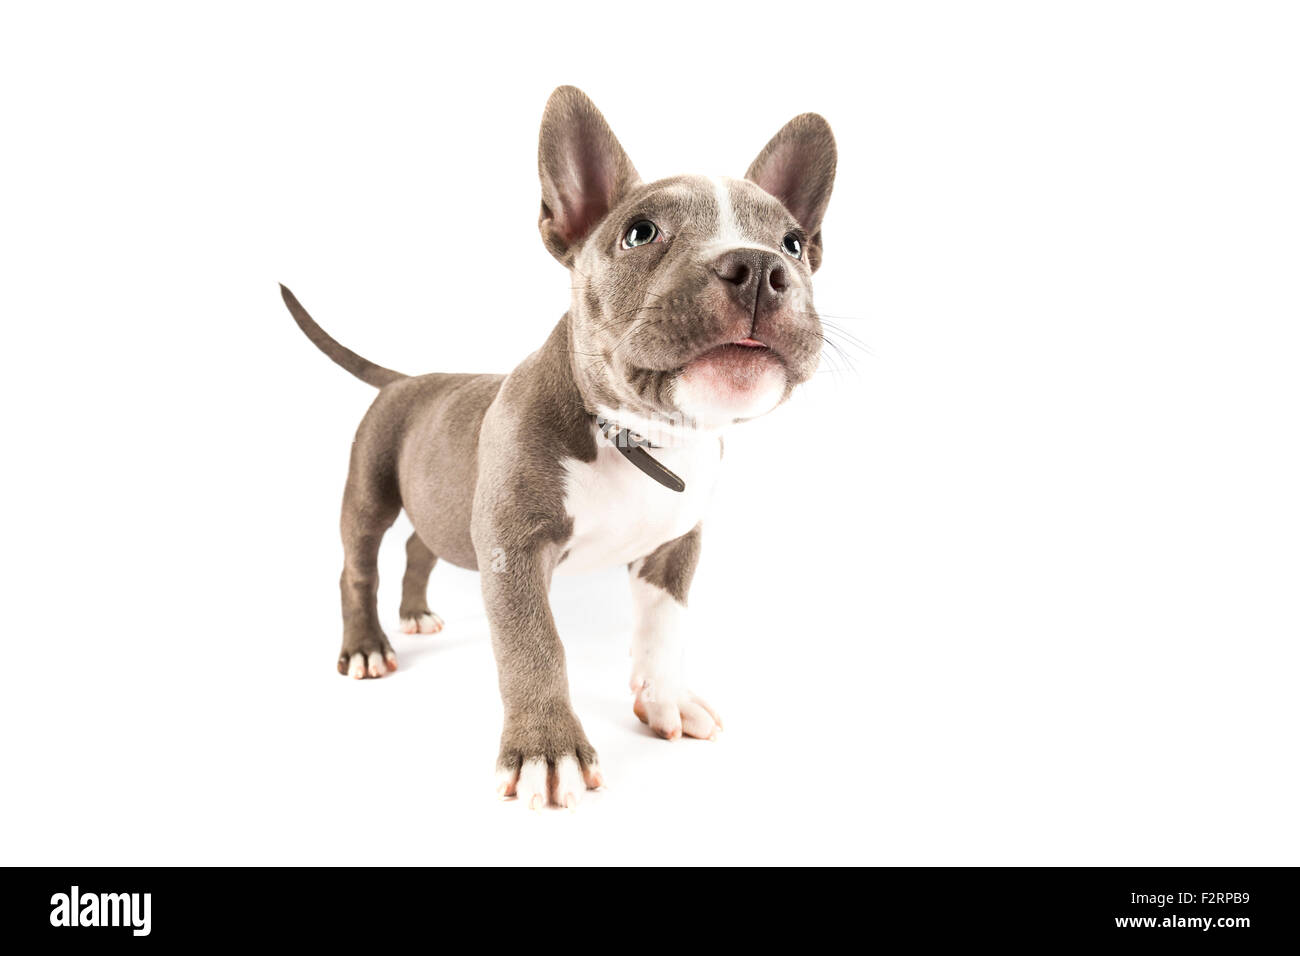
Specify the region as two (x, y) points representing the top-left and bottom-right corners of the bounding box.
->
(595, 416), (686, 493)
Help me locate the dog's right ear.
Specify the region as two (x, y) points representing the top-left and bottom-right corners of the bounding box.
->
(538, 86), (641, 267)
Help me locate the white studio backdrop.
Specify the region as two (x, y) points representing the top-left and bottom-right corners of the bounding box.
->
(1, 2), (1297, 864)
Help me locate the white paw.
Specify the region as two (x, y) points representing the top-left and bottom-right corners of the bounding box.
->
(496, 755), (605, 810)
(553, 755), (589, 811)
(399, 612), (444, 635)
(344, 649), (397, 679)
(631, 679), (723, 741)
(517, 758), (551, 810)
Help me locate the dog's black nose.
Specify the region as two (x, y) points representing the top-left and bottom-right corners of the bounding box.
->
(712, 249), (789, 313)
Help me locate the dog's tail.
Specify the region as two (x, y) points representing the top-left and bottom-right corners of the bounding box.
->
(279, 284), (407, 388)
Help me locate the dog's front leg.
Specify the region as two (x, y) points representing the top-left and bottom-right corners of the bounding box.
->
(478, 537), (603, 809)
(629, 526), (724, 740)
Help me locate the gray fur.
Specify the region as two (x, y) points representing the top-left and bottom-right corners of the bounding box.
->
(281, 284), (405, 388)
(283, 85), (836, 802)
(635, 525), (703, 605)
(399, 532), (438, 622)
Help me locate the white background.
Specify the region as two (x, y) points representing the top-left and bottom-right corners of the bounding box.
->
(2, 1), (1297, 865)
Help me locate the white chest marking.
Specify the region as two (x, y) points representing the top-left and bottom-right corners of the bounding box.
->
(556, 426), (721, 575)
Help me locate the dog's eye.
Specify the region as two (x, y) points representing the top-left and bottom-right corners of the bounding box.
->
(782, 233), (802, 259)
(622, 220), (659, 249)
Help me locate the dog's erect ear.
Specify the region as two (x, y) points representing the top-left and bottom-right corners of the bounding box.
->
(538, 86), (641, 266)
(746, 114), (837, 271)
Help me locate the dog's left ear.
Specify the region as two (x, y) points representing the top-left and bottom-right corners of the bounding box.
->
(746, 114), (837, 271)
(538, 86), (641, 267)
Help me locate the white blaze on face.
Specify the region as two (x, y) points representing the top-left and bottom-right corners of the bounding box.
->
(701, 176), (785, 259)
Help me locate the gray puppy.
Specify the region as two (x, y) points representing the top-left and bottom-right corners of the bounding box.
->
(281, 86), (835, 808)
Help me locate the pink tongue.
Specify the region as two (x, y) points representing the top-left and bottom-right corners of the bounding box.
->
(734, 338), (766, 347)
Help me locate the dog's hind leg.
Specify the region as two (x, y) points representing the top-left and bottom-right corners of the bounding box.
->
(336, 427), (402, 679)
(398, 532), (444, 635)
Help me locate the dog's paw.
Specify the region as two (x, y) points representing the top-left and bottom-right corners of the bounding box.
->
(496, 707), (604, 810)
(398, 611), (444, 635)
(336, 633), (398, 679)
(632, 680), (723, 741)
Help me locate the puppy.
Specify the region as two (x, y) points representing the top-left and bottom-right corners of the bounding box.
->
(281, 86), (835, 808)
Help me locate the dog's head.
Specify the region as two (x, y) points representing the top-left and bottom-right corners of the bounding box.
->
(538, 86), (836, 432)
